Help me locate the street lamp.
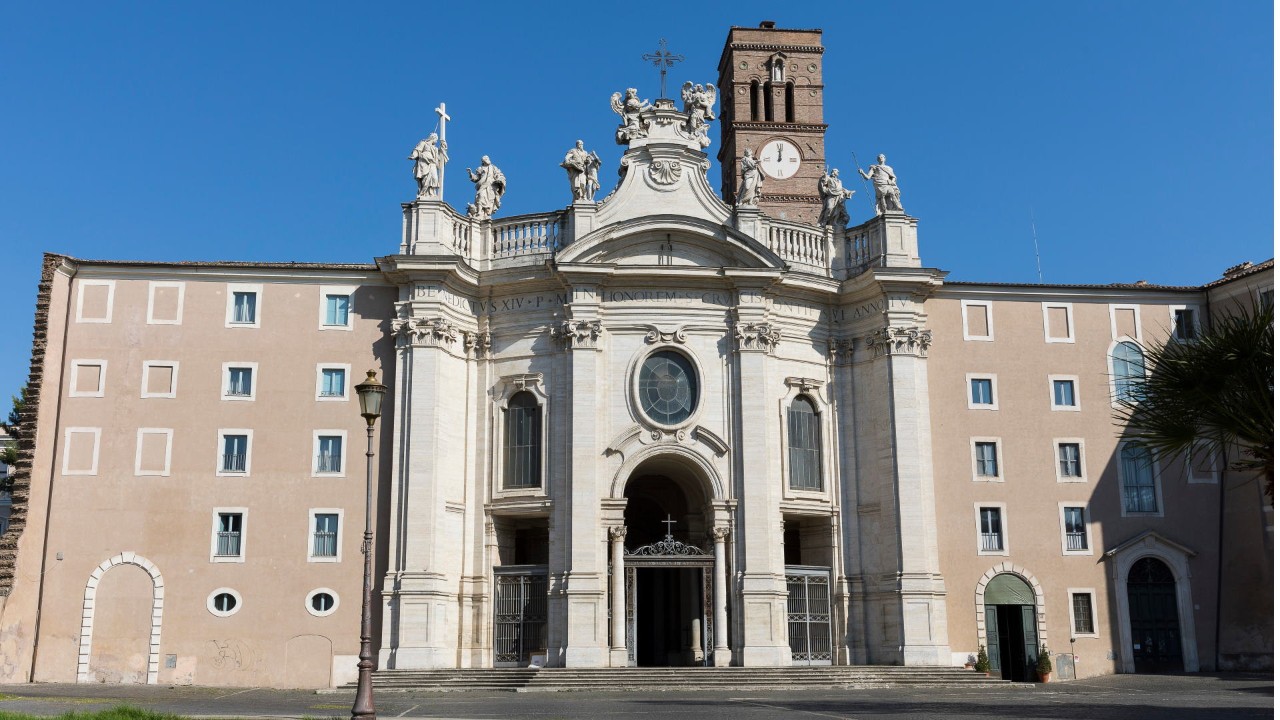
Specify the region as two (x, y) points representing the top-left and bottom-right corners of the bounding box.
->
(352, 370), (385, 720)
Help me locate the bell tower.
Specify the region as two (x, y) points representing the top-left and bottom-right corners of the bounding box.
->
(717, 22), (827, 224)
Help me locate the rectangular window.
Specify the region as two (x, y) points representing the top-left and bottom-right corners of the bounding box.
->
(1121, 443), (1160, 514)
(1173, 308), (1198, 341)
(141, 361), (179, 399)
(316, 435), (343, 474)
(1042, 302), (1075, 343)
(1057, 442), (1083, 479)
(324, 294), (350, 326)
(232, 292), (257, 324)
(1053, 379), (1076, 408)
(979, 507), (1004, 552)
(974, 441), (999, 479)
(226, 367), (253, 398)
(1071, 592), (1096, 635)
(69, 360), (107, 398)
(321, 368), (346, 397)
(221, 434), (249, 473)
(962, 301), (994, 341)
(1063, 507), (1087, 551)
(967, 374), (997, 409)
(312, 513), (339, 558)
(215, 513), (243, 557)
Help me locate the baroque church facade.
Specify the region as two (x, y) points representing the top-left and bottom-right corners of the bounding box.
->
(0, 23), (1270, 688)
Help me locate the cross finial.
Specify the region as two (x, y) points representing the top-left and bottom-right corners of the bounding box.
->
(660, 514), (678, 539)
(642, 38), (684, 99)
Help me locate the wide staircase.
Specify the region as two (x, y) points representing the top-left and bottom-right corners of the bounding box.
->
(346, 666), (1011, 692)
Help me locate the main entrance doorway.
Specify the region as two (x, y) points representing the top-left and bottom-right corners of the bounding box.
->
(983, 573), (1039, 682)
(1127, 557), (1183, 673)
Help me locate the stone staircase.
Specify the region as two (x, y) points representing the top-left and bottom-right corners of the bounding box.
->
(345, 666), (1012, 692)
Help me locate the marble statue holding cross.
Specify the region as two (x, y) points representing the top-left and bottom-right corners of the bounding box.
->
(408, 103), (451, 200)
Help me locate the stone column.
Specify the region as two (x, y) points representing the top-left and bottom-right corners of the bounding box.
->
(712, 526), (731, 666)
(608, 526), (628, 666)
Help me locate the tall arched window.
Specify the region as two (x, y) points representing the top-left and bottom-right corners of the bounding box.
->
(749, 79), (761, 121)
(785, 81), (795, 122)
(788, 396), (822, 491)
(1111, 341), (1145, 403)
(504, 391), (541, 489)
(763, 81), (775, 122)
(1120, 442), (1158, 513)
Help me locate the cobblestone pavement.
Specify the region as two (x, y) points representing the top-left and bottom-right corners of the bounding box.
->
(0, 673), (1270, 719)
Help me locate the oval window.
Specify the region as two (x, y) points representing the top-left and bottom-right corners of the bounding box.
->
(207, 588), (241, 617)
(305, 588), (340, 617)
(638, 351), (699, 426)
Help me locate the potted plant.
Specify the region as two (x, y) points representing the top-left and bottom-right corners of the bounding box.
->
(1036, 643), (1053, 682)
(974, 644), (991, 675)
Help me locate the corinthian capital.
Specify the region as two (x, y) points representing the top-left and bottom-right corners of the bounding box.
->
(609, 526), (628, 541)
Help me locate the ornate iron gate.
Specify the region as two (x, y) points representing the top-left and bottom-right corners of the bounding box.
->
(1127, 557), (1183, 673)
(493, 566), (547, 667)
(785, 566), (832, 665)
(622, 534), (715, 666)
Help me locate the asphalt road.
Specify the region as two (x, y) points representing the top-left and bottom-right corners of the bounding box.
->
(0, 673), (1270, 719)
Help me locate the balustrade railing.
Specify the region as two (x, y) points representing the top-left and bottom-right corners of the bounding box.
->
(1065, 532), (1087, 551)
(450, 215), (473, 257)
(981, 533), (1003, 552)
(847, 226), (872, 271)
(491, 213), (565, 258)
(766, 221), (829, 270)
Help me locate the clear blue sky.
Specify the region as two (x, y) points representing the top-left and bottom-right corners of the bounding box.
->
(0, 2), (1272, 396)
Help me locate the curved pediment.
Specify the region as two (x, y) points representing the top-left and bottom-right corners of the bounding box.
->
(557, 215), (784, 269)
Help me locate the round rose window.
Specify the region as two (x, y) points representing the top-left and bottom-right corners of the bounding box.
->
(638, 351), (698, 426)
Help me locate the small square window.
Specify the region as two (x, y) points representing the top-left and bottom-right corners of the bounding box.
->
(974, 441), (1000, 479)
(226, 367), (253, 398)
(1042, 302), (1075, 343)
(324, 295), (350, 326)
(967, 374), (998, 410)
(962, 301), (994, 341)
(313, 513), (339, 559)
(319, 367), (347, 399)
(232, 292), (257, 324)
(1053, 379), (1076, 408)
(1173, 308), (1198, 341)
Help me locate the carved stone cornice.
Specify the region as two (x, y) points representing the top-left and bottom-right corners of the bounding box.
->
(502, 372), (543, 392)
(784, 376), (825, 392)
(827, 337), (856, 366)
(643, 325), (687, 344)
(463, 330), (492, 358)
(553, 319), (604, 349)
(733, 321), (781, 354)
(865, 326), (932, 358)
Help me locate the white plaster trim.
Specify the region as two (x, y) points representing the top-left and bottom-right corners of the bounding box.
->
(1108, 303), (1143, 342)
(1053, 438), (1088, 483)
(1107, 535), (1200, 672)
(1186, 442), (1221, 484)
(215, 429), (253, 477)
(965, 373), (998, 411)
(75, 279), (115, 323)
(145, 281), (185, 325)
(1058, 502), (1094, 556)
(974, 502), (1008, 556)
(1118, 441), (1164, 517)
(1041, 302), (1075, 343)
(68, 359), (108, 398)
(140, 361), (179, 399)
(491, 374), (550, 498)
(307, 509), (344, 562)
(305, 587), (341, 617)
(62, 427), (101, 476)
(973, 565), (1047, 654)
(77, 552), (164, 684)
(778, 379), (833, 501)
(960, 300), (994, 341)
(318, 285), (358, 331)
(221, 362), (258, 401)
(1047, 374), (1080, 412)
(1167, 304), (1202, 343)
(134, 428), (173, 477)
(1066, 587), (1100, 638)
(210, 508), (248, 563)
(312, 430), (349, 478)
(315, 363), (352, 402)
(970, 437), (1004, 483)
(207, 587), (243, 617)
(225, 283), (263, 328)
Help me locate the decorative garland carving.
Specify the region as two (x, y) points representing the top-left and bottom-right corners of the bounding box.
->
(734, 321), (781, 353)
(553, 319), (604, 349)
(865, 326), (933, 358)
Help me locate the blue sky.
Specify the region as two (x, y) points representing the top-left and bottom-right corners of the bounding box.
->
(0, 2), (1272, 397)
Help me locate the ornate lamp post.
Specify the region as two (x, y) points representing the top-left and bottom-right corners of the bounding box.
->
(352, 370), (385, 720)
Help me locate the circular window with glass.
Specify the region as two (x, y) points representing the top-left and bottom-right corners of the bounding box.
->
(638, 350), (699, 426)
(305, 588), (339, 617)
(207, 588), (241, 617)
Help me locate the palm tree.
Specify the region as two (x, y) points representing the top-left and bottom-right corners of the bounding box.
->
(1113, 302), (1273, 494)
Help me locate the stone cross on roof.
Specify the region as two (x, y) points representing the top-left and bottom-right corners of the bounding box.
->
(642, 38), (684, 99)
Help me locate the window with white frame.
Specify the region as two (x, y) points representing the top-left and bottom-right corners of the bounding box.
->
(141, 361), (179, 399)
(1171, 307), (1199, 341)
(62, 427), (102, 476)
(504, 392), (542, 489)
(207, 588), (242, 617)
(310, 511), (340, 561)
(967, 374), (997, 410)
(961, 300), (994, 341)
(1110, 341), (1145, 405)
(305, 588), (339, 617)
(1055, 440), (1085, 481)
(1260, 288), (1273, 309)
(1062, 506), (1089, 552)
(1042, 302), (1075, 343)
(225, 284), (262, 328)
(1050, 375), (1079, 410)
(314, 432), (346, 476)
(217, 431), (251, 475)
(223, 363), (256, 400)
(976, 505), (1006, 555)
(1120, 442), (1160, 514)
(972, 439), (1001, 481)
(317, 365), (349, 400)
(1069, 590), (1098, 637)
(68, 360), (107, 398)
(212, 512), (244, 560)
(787, 395), (823, 491)
(318, 286), (357, 330)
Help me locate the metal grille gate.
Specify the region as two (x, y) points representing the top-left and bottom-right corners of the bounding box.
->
(786, 566), (832, 665)
(621, 534), (715, 666)
(493, 567), (547, 666)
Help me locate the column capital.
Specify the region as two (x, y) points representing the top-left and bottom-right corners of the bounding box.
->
(608, 525), (628, 541)
(711, 526), (731, 542)
(865, 325), (932, 359)
(553, 319), (605, 350)
(733, 321), (781, 354)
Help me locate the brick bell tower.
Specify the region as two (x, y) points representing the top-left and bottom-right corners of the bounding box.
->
(717, 22), (827, 224)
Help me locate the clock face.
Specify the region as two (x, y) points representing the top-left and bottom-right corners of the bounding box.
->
(759, 139), (802, 179)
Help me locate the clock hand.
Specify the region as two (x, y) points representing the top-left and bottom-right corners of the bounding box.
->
(776, 143), (783, 162)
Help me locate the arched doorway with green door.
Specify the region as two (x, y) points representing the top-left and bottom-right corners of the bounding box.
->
(981, 573), (1040, 682)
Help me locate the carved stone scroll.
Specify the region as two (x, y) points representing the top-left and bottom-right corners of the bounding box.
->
(734, 322), (781, 354)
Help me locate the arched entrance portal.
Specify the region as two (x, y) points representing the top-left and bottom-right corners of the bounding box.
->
(621, 459), (714, 667)
(982, 573), (1039, 682)
(1127, 557), (1183, 673)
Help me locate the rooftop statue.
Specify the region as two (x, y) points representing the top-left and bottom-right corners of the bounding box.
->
(561, 140), (602, 202)
(818, 168), (855, 228)
(610, 88), (653, 144)
(408, 133), (448, 200)
(466, 156), (506, 220)
(859, 153), (904, 215)
(680, 81), (717, 148)
(736, 149), (762, 208)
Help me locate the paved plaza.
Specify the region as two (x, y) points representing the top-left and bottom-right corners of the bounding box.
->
(0, 673), (1271, 719)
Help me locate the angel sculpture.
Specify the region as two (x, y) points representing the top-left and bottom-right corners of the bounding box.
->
(610, 88), (652, 144)
(680, 81), (717, 147)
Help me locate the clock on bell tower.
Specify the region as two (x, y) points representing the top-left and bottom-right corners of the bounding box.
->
(716, 21), (827, 224)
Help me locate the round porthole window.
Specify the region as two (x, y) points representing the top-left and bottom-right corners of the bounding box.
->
(207, 588), (242, 617)
(638, 350), (699, 426)
(306, 588), (339, 617)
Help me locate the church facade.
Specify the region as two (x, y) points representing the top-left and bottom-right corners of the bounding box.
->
(0, 24), (1271, 688)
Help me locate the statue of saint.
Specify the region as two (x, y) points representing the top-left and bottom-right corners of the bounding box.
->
(818, 168), (855, 228)
(736, 149), (762, 207)
(408, 133), (448, 199)
(561, 140), (602, 201)
(465, 156), (506, 220)
(858, 153), (904, 215)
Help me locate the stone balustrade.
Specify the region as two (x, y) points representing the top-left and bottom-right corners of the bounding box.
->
(491, 212), (565, 259)
(764, 219), (831, 273)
